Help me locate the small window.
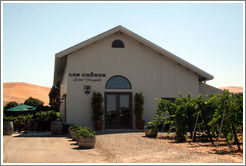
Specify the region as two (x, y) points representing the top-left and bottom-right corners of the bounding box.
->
(106, 75), (131, 89)
(112, 40), (124, 48)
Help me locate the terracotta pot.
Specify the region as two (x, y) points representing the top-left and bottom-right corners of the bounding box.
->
(144, 129), (158, 138)
(136, 120), (145, 129)
(93, 121), (103, 130)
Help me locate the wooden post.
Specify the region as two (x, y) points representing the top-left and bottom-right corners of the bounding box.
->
(191, 112), (199, 143)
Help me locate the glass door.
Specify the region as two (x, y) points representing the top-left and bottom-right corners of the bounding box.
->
(105, 92), (132, 129)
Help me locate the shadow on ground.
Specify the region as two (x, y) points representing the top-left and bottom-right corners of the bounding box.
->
(13, 131), (69, 138)
(95, 129), (144, 135)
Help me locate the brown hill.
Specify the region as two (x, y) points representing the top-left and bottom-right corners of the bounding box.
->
(3, 82), (51, 106)
(219, 86), (243, 93)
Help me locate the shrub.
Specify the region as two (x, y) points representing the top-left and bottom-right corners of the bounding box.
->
(134, 93), (144, 120)
(76, 128), (96, 138)
(144, 121), (158, 130)
(91, 91), (103, 121)
(175, 108), (187, 143)
(4, 101), (18, 111)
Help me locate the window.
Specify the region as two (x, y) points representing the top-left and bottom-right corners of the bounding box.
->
(112, 40), (124, 48)
(106, 76), (131, 89)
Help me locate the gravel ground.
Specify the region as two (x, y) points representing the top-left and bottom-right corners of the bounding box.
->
(95, 132), (243, 163)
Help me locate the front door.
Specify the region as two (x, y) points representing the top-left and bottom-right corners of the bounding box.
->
(105, 92), (132, 129)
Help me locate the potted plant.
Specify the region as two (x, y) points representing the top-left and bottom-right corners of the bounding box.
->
(134, 93), (145, 129)
(76, 127), (96, 149)
(69, 125), (81, 141)
(3, 114), (14, 135)
(144, 121), (158, 138)
(91, 91), (104, 130)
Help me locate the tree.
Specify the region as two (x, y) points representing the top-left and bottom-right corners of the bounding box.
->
(24, 97), (44, 107)
(49, 85), (60, 112)
(4, 101), (18, 111)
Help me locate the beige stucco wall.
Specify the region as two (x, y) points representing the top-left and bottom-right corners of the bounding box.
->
(61, 32), (200, 129)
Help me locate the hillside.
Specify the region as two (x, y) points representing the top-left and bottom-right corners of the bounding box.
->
(219, 86), (243, 93)
(3, 82), (51, 106)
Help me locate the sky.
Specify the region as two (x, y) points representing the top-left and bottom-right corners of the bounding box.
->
(2, 1), (244, 88)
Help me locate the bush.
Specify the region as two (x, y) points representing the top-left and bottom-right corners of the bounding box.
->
(3, 110), (60, 132)
(91, 91), (103, 121)
(69, 125), (96, 139)
(4, 101), (18, 111)
(76, 128), (95, 138)
(24, 97), (44, 107)
(175, 108), (187, 143)
(134, 93), (144, 120)
(144, 121), (158, 130)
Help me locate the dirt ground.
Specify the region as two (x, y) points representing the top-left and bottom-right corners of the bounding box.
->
(95, 132), (244, 163)
(2, 131), (244, 163)
(157, 133), (243, 163)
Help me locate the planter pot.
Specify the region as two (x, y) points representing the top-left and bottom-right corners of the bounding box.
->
(136, 120), (145, 129)
(26, 121), (33, 132)
(71, 130), (78, 141)
(78, 137), (96, 149)
(69, 128), (72, 138)
(93, 121), (103, 131)
(50, 119), (63, 135)
(3, 121), (14, 135)
(144, 129), (158, 138)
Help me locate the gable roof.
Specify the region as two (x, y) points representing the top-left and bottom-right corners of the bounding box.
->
(53, 25), (214, 85)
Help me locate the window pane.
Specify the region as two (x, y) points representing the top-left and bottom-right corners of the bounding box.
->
(120, 95), (130, 126)
(112, 40), (124, 48)
(106, 76), (131, 89)
(105, 95), (117, 126)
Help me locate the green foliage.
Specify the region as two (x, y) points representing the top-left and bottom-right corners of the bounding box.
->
(91, 91), (103, 121)
(3, 110), (59, 132)
(76, 127), (96, 138)
(69, 125), (81, 132)
(176, 93), (197, 137)
(49, 85), (60, 112)
(69, 125), (96, 138)
(153, 98), (176, 133)
(24, 97), (44, 107)
(144, 121), (158, 130)
(175, 108), (187, 142)
(3, 113), (17, 122)
(148, 90), (243, 147)
(134, 93), (144, 120)
(4, 101), (18, 111)
(209, 90), (243, 149)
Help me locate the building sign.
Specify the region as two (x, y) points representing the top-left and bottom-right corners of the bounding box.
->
(69, 72), (106, 82)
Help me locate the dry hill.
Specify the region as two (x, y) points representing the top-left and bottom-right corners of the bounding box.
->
(3, 82), (51, 106)
(219, 86), (243, 93)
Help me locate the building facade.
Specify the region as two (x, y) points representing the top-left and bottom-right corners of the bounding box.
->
(53, 26), (214, 129)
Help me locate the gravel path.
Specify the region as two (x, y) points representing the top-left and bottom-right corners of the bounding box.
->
(96, 132), (240, 163)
